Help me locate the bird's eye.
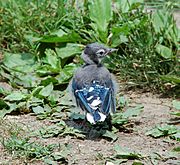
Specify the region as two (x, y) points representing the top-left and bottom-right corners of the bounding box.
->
(96, 49), (105, 56)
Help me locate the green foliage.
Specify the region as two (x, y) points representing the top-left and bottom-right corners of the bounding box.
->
(0, 0), (179, 117)
(1, 136), (68, 163)
(2, 136), (54, 159)
(114, 144), (143, 159)
(102, 130), (118, 142)
(89, 0), (112, 42)
(112, 104), (144, 126)
(34, 120), (85, 139)
(146, 124), (179, 139)
(107, 145), (143, 164)
(170, 100), (180, 117)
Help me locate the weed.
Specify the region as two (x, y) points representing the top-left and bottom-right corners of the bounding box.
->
(1, 135), (69, 163)
(146, 124), (179, 139)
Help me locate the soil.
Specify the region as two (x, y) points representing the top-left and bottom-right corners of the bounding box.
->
(0, 92), (179, 165)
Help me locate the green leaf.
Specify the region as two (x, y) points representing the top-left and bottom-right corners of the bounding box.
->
(70, 113), (85, 120)
(173, 147), (180, 152)
(172, 100), (180, 110)
(156, 44), (172, 59)
(0, 99), (8, 109)
(38, 30), (82, 43)
(89, 0), (112, 41)
(37, 122), (85, 139)
(146, 124), (178, 138)
(160, 75), (180, 84)
(132, 161), (144, 165)
(122, 104), (144, 118)
(0, 103), (17, 117)
(56, 43), (83, 59)
(4, 91), (27, 101)
(114, 145), (142, 159)
(170, 132), (180, 141)
(32, 106), (44, 114)
(115, 0), (143, 13)
(3, 53), (35, 72)
(55, 63), (77, 84)
(145, 128), (164, 138)
(170, 111), (180, 116)
(118, 96), (127, 108)
(39, 83), (53, 97)
(102, 130), (118, 141)
(112, 112), (128, 125)
(44, 49), (60, 69)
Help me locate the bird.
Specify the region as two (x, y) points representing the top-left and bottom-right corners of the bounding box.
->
(71, 43), (117, 126)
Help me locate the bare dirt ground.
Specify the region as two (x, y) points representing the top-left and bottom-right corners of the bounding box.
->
(0, 92), (179, 165)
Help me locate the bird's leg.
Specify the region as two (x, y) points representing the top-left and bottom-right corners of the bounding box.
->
(106, 115), (112, 131)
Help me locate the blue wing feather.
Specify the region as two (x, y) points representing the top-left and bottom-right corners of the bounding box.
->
(76, 91), (93, 114)
(72, 79), (115, 123)
(101, 88), (111, 114)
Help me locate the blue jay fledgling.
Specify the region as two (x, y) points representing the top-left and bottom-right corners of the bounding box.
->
(71, 43), (117, 125)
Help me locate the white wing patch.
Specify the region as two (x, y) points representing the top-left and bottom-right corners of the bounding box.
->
(86, 112), (107, 124)
(98, 112), (106, 122)
(87, 95), (94, 101)
(86, 113), (96, 124)
(91, 97), (101, 107)
(88, 87), (94, 92)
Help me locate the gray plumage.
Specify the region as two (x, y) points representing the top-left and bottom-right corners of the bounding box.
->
(71, 43), (117, 124)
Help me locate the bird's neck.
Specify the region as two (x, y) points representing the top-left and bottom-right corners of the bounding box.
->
(81, 52), (102, 67)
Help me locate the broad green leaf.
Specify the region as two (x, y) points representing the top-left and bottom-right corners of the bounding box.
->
(0, 103), (17, 118)
(38, 30), (82, 43)
(56, 43), (83, 59)
(0, 99), (8, 109)
(114, 145), (142, 159)
(56, 63), (77, 84)
(102, 130), (118, 141)
(160, 75), (180, 84)
(170, 132), (180, 141)
(13, 73), (40, 88)
(170, 111), (180, 116)
(89, 0), (112, 41)
(27, 96), (43, 108)
(4, 91), (27, 101)
(156, 44), (172, 59)
(36, 65), (60, 76)
(32, 106), (44, 114)
(70, 113), (85, 120)
(112, 112), (128, 125)
(37, 122), (85, 139)
(39, 83), (53, 97)
(146, 124), (178, 138)
(44, 49), (60, 69)
(132, 161), (144, 165)
(56, 71), (72, 85)
(114, 0), (143, 13)
(112, 25), (130, 36)
(172, 100), (180, 110)
(122, 104), (144, 118)
(3, 53), (35, 72)
(145, 127), (164, 138)
(173, 147), (180, 152)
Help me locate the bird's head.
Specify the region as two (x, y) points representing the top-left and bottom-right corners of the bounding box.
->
(81, 43), (117, 65)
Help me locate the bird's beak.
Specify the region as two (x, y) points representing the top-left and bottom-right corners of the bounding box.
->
(107, 48), (118, 55)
